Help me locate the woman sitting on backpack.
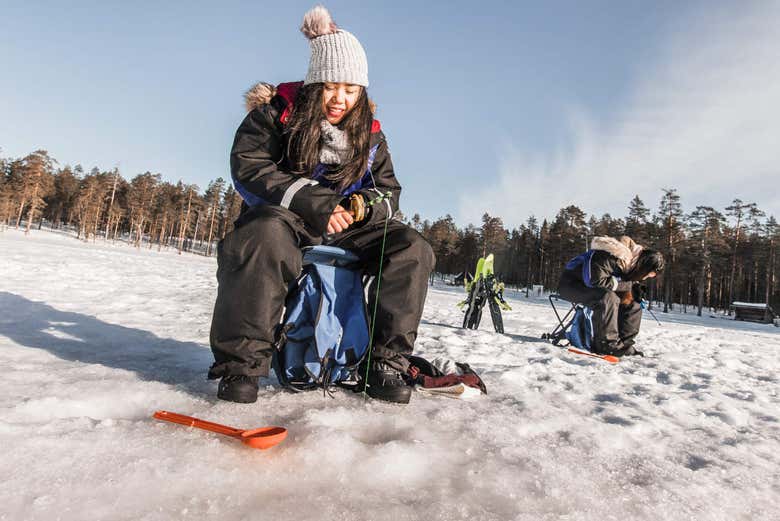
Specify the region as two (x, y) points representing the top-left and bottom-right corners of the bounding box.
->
(557, 236), (664, 357)
(208, 6), (435, 404)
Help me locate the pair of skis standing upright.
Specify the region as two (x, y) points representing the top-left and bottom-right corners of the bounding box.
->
(458, 254), (511, 334)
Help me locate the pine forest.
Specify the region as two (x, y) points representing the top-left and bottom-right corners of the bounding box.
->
(2, 149), (777, 315)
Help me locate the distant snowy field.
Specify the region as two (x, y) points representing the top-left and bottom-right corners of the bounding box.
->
(1, 229), (778, 521)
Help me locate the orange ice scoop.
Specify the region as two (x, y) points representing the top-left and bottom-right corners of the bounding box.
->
(153, 410), (287, 450)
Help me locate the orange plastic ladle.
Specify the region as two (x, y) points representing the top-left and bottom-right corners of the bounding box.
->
(153, 410), (287, 450)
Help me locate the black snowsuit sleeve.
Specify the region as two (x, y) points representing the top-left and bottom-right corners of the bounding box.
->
(588, 250), (632, 292)
(356, 132), (402, 225)
(230, 106), (343, 235)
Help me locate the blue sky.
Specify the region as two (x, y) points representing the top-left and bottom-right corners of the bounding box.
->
(2, 1), (777, 228)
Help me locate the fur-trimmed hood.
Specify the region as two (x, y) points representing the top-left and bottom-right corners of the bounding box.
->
(243, 81), (376, 114)
(244, 82), (278, 113)
(590, 236), (643, 272)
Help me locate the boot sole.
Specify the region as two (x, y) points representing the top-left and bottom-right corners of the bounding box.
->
(217, 387), (258, 403)
(366, 385), (412, 404)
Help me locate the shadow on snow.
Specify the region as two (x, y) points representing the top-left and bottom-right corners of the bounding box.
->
(0, 291), (217, 397)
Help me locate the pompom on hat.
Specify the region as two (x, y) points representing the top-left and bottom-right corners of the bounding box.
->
(301, 5), (369, 87)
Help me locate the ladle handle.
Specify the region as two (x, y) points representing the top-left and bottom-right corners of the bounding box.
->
(153, 410), (242, 437)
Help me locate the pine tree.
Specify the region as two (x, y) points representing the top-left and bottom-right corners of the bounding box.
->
(625, 195), (650, 244)
(480, 213), (508, 269)
(427, 215), (459, 274)
(456, 225), (481, 278)
(725, 199), (761, 309)
(657, 189), (684, 312)
(150, 182), (182, 250)
(687, 206), (726, 316)
(203, 178), (226, 256)
(4, 159), (25, 226)
(592, 213), (625, 239)
(127, 172), (161, 247)
(45, 165), (80, 229)
(103, 168), (120, 239)
(524, 216), (541, 294)
(20, 150), (56, 233)
(765, 217), (779, 307)
(550, 206), (587, 286)
(177, 183), (199, 253)
(0, 156), (11, 230)
(73, 169), (112, 240)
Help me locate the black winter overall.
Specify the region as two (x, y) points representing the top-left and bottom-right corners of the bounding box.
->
(208, 83), (435, 379)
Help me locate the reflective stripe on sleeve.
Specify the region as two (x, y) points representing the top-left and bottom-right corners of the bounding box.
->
(280, 178), (318, 209)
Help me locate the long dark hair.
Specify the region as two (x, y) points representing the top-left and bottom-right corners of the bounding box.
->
(627, 249), (665, 280)
(284, 83), (373, 190)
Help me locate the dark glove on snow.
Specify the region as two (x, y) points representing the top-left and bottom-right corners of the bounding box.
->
(631, 282), (647, 303)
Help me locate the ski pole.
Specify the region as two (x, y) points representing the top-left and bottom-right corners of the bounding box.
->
(641, 300), (662, 326)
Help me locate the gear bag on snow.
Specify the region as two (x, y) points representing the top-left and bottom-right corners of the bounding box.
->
(406, 355), (487, 395)
(273, 246), (370, 391)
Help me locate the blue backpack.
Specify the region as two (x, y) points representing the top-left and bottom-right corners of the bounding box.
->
(273, 246), (371, 391)
(565, 305), (594, 350)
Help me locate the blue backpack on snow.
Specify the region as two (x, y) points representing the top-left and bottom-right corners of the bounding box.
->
(565, 305), (594, 350)
(273, 245), (371, 391)
(542, 296), (597, 351)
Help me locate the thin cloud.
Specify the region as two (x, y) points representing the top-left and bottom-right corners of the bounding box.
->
(462, 2), (780, 228)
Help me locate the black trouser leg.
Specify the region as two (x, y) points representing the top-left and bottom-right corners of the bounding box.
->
(591, 291), (621, 349)
(208, 206), (316, 378)
(332, 221), (435, 369)
(557, 271), (621, 350)
(618, 301), (642, 347)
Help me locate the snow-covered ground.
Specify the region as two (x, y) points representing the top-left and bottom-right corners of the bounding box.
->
(1, 229), (778, 521)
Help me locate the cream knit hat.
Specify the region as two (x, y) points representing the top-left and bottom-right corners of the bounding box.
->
(301, 6), (369, 87)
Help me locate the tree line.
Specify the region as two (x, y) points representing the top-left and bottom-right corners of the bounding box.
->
(2, 148), (777, 314)
(411, 190), (778, 316)
(1, 149), (240, 255)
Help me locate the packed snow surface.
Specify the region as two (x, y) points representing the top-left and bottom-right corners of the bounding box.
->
(1, 229), (779, 520)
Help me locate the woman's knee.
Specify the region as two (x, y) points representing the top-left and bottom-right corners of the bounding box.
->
(598, 290), (620, 307)
(221, 209), (299, 265)
(395, 227), (435, 271)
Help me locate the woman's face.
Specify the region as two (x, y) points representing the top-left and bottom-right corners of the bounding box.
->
(322, 82), (361, 124)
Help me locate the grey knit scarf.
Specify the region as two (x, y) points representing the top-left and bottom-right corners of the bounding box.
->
(319, 119), (351, 166)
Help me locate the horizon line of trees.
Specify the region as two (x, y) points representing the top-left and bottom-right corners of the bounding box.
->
(2, 148), (778, 315)
(1, 149), (239, 256)
(411, 193), (777, 316)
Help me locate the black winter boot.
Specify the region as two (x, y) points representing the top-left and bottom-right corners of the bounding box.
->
(592, 340), (644, 358)
(217, 375), (259, 403)
(591, 340), (624, 357)
(365, 360), (412, 404)
(614, 345), (645, 357)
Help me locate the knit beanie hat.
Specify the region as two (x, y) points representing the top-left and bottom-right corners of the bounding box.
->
(301, 6), (369, 87)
